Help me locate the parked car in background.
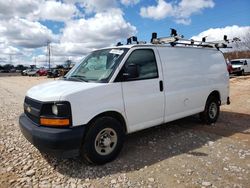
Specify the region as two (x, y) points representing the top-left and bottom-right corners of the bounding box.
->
(226, 62), (233, 74)
(37, 68), (48, 76)
(10, 68), (16, 73)
(230, 59), (250, 76)
(47, 69), (60, 78)
(27, 69), (39, 76)
(22, 69), (31, 76)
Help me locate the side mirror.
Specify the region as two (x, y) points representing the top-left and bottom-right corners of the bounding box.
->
(244, 61), (247, 65)
(123, 64), (139, 80)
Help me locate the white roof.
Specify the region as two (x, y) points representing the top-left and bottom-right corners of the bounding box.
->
(103, 43), (218, 51)
(231, 58), (250, 61)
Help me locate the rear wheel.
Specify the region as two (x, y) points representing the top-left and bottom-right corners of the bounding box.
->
(200, 96), (220, 124)
(237, 70), (244, 76)
(81, 116), (125, 165)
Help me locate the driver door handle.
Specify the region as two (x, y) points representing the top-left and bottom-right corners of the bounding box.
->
(159, 80), (163, 92)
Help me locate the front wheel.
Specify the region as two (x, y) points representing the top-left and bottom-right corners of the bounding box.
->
(200, 96), (220, 124)
(237, 70), (244, 76)
(81, 117), (125, 165)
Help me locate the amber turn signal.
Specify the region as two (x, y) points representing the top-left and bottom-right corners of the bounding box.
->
(40, 118), (70, 127)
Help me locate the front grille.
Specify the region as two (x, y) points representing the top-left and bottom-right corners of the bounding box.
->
(25, 111), (40, 124)
(24, 97), (42, 125)
(24, 97), (42, 109)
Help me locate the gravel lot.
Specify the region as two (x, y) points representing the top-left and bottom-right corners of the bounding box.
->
(0, 76), (249, 188)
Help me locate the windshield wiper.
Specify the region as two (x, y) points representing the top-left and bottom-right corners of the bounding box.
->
(68, 75), (88, 82)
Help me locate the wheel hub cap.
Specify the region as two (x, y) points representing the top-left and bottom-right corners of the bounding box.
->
(103, 137), (111, 147)
(209, 102), (217, 119)
(95, 128), (118, 156)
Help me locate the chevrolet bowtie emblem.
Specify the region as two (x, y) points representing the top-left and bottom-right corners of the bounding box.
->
(27, 106), (31, 113)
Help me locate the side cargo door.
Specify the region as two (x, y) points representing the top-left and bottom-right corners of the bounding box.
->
(117, 48), (165, 133)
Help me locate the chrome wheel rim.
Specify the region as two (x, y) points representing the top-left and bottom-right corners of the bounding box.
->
(209, 102), (217, 119)
(94, 128), (118, 155)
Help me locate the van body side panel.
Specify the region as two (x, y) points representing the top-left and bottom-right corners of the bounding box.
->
(61, 83), (126, 127)
(157, 47), (229, 122)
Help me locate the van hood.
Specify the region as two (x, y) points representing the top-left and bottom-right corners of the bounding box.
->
(232, 65), (242, 68)
(26, 80), (103, 101)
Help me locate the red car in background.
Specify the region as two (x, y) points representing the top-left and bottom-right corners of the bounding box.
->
(37, 68), (48, 76)
(227, 62), (233, 74)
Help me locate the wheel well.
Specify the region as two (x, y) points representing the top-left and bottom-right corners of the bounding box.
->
(208, 90), (221, 105)
(88, 111), (127, 133)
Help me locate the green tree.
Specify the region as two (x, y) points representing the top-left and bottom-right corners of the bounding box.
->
(56, 65), (64, 69)
(3, 64), (14, 71)
(15, 64), (25, 70)
(65, 60), (72, 69)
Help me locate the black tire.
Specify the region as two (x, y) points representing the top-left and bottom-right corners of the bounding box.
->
(237, 70), (244, 76)
(200, 96), (220, 124)
(81, 116), (125, 165)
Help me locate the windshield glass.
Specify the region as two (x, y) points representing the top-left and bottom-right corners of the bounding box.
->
(231, 61), (243, 65)
(65, 48), (128, 82)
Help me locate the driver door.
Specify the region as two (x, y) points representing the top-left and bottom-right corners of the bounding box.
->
(118, 48), (165, 132)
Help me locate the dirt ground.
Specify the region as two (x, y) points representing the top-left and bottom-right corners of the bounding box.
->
(0, 76), (249, 188)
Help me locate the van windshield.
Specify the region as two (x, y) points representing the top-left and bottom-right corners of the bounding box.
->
(65, 48), (128, 83)
(230, 61), (243, 65)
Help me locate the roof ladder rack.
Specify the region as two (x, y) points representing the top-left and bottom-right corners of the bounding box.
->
(151, 29), (239, 50)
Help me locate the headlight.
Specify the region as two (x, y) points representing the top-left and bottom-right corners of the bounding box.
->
(41, 102), (71, 117)
(52, 104), (58, 115)
(40, 102), (72, 127)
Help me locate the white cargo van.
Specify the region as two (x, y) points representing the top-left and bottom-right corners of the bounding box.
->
(19, 38), (230, 164)
(230, 58), (250, 75)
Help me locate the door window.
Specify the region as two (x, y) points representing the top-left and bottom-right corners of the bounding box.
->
(123, 49), (158, 80)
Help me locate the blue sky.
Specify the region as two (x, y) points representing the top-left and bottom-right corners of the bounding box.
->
(122, 0), (250, 40)
(0, 0), (249, 66)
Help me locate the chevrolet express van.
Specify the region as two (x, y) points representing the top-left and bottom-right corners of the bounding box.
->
(19, 43), (230, 164)
(230, 58), (250, 76)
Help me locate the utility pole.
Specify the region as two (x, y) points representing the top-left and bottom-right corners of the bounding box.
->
(9, 54), (12, 64)
(47, 41), (51, 70)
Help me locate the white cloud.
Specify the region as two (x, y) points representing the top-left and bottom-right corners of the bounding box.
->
(0, 18), (57, 48)
(191, 25), (250, 51)
(140, 0), (215, 24)
(0, 45), (22, 55)
(140, 0), (173, 20)
(177, 0), (214, 18)
(32, 1), (78, 22)
(83, 0), (117, 13)
(0, 0), (39, 20)
(64, 0), (117, 13)
(121, 0), (140, 6)
(191, 25), (250, 41)
(0, 0), (79, 22)
(175, 18), (191, 25)
(0, 1), (138, 66)
(60, 8), (137, 55)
